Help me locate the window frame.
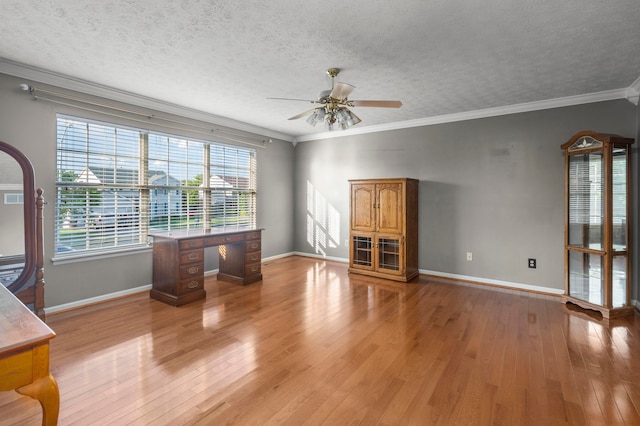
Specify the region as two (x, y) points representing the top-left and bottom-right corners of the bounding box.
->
(54, 115), (257, 261)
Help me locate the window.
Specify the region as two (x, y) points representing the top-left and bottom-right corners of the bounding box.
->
(4, 193), (23, 204)
(55, 115), (256, 257)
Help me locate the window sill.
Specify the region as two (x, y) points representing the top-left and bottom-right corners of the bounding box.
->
(51, 245), (152, 265)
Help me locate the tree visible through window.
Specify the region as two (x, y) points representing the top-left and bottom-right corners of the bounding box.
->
(55, 115), (257, 256)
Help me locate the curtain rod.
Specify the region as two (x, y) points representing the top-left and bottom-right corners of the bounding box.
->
(20, 84), (271, 149)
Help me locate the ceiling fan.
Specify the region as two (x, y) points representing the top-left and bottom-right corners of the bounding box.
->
(269, 68), (402, 131)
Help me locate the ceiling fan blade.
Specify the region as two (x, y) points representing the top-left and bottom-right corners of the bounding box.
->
(288, 108), (318, 120)
(330, 82), (355, 100)
(350, 100), (402, 108)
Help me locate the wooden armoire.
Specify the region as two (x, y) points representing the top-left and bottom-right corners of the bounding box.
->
(348, 178), (419, 282)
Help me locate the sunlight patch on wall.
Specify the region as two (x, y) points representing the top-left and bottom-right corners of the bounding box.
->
(306, 180), (341, 255)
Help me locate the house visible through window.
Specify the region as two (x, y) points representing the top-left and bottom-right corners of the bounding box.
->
(55, 115), (257, 257)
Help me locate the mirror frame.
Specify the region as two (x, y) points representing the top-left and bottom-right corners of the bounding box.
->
(0, 140), (36, 295)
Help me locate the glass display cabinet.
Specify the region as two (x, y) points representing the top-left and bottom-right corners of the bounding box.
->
(561, 131), (634, 318)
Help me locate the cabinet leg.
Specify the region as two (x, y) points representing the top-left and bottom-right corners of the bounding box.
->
(16, 374), (60, 426)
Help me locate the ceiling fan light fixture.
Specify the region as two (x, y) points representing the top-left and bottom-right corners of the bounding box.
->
(318, 107), (359, 131)
(325, 118), (336, 131)
(340, 108), (361, 127)
(306, 108), (325, 126)
(335, 108), (349, 130)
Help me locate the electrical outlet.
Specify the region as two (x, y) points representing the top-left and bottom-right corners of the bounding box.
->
(466, 252), (473, 261)
(528, 258), (537, 268)
(345, 239), (349, 246)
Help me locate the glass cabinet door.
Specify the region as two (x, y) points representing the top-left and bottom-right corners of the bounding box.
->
(611, 147), (628, 308)
(612, 255), (627, 308)
(351, 234), (373, 270)
(567, 151), (604, 304)
(351, 233), (405, 275)
(376, 235), (404, 275)
(377, 237), (400, 271)
(568, 251), (603, 305)
(567, 151), (603, 249)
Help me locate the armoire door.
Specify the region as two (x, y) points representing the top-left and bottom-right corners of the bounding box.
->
(351, 183), (376, 232)
(376, 182), (404, 234)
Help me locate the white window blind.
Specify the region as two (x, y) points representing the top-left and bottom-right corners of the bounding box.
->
(567, 152), (603, 249)
(55, 116), (256, 257)
(568, 152), (603, 225)
(612, 149), (627, 226)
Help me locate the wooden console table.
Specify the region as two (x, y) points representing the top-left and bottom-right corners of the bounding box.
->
(150, 227), (262, 306)
(0, 284), (59, 426)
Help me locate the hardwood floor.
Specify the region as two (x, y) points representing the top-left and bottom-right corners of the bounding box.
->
(2, 255), (640, 425)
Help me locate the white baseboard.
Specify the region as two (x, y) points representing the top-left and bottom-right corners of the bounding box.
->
(292, 251), (348, 264)
(291, 252), (563, 296)
(263, 252), (298, 262)
(45, 253), (567, 314)
(45, 284), (152, 315)
(420, 269), (564, 296)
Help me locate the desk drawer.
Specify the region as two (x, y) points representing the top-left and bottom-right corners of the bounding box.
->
(179, 239), (204, 250)
(180, 263), (203, 279)
(245, 263), (261, 276)
(246, 240), (261, 253)
(179, 277), (204, 293)
(180, 249), (203, 264)
(204, 233), (246, 246)
(245, 252), (261, 264)
(246, 231), (261, 240)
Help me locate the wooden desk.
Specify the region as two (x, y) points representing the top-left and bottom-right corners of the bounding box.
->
(0, 284), (59, 426)
(150, 227), (262, 306)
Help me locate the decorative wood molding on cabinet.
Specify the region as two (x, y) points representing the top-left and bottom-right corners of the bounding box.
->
(348, 178), (419, 282)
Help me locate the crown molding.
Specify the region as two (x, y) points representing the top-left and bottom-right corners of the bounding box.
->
(626, 75), (640, 105)
(2, 58), (635, 145)
(294, 88), (629, 142)
(0, 58), (295, 143)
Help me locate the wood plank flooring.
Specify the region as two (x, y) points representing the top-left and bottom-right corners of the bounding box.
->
(2, 255), (640, 425)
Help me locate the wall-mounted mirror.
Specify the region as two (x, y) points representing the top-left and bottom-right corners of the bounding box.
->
(0, 140), (44, 318)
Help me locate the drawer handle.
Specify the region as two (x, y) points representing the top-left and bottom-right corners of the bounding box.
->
(225, 237), (232, 241)
(250, 243), (259, 249)
(187, 281), (199, 289)
(250, 255), (258, 261)
(250, 266), (259, 272)
(188, 266), (199, 274)
(188, 253), (199, 260)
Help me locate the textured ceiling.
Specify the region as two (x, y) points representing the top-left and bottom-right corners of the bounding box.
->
(0, 0), (639, 141)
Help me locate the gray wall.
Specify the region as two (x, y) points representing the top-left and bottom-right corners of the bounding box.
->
(0, 72), (295, 307)
(1, 67), (637, 306)
(294, 100), (638, 293)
